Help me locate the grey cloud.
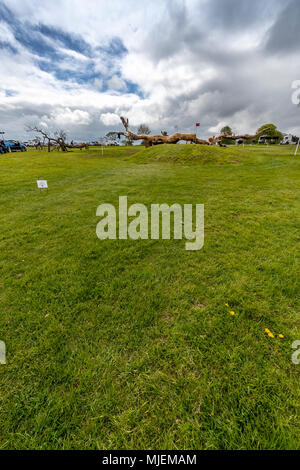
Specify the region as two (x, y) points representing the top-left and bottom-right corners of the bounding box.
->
(143, 0), (191, 61)
(136, 0), (299, 137)
(264, 0), (300, 54)
(144, 0), (283, 63)
(205, 0), (283, 31)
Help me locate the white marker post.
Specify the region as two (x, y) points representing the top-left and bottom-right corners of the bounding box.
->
(99, 137), (106, 156)
(0, 340), (6, 365)
(294, 138), (300, 156)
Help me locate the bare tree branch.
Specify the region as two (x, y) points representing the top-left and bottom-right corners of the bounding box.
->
(26, 126), (69, 152)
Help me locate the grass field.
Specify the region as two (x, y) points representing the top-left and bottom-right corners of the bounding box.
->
(0, 144), (299, 450)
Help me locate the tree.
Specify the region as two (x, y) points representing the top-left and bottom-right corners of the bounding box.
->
(106, 131), (119, 143)
(221, 126), (233, 135)
(55, 129), (67, 148)
(220, 126), (233, 145)
(33, 136), (42, 150)
(137, 124), (151, 135)
(255, 124), (283, 142)
(26, 126), (68, 152)
(137, 124), (151, 146)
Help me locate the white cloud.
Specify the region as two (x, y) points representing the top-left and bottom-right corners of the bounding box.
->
(0, 21), (16, 45)
(208, 122), (228, 134)
(42, 108), (92, 127)
(100, 113), (120, 126)
(107, 75), (127, 91)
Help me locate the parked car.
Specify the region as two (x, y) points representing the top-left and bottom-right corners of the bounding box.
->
(3, 140), (27, 152)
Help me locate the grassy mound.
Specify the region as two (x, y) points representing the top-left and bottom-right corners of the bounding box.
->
(128, 143), (242, 164)
(0, 147), (299, 449)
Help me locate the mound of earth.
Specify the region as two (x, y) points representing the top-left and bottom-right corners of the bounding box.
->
(127, 144), (242, 164)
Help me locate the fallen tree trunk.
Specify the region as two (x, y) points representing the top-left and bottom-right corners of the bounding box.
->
(114, 117), (269, 148)
(218, 129), (270, 141)
(118, 117), (210, 147)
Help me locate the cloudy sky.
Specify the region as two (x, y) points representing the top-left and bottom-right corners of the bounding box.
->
(0, 0), (299, 141)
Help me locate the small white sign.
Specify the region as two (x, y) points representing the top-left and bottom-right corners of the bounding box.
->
(37, 180), (48, 189)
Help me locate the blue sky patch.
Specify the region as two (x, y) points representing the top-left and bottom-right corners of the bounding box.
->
(35, 24), (93, 57)
(0, 41), (17, 54)
(0, 1), (132, 90)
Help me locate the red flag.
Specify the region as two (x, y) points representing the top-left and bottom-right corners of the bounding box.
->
(196, 123), (200, 127)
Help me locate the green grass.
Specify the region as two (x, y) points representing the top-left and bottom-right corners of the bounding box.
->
(0, 144), (299, 450)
